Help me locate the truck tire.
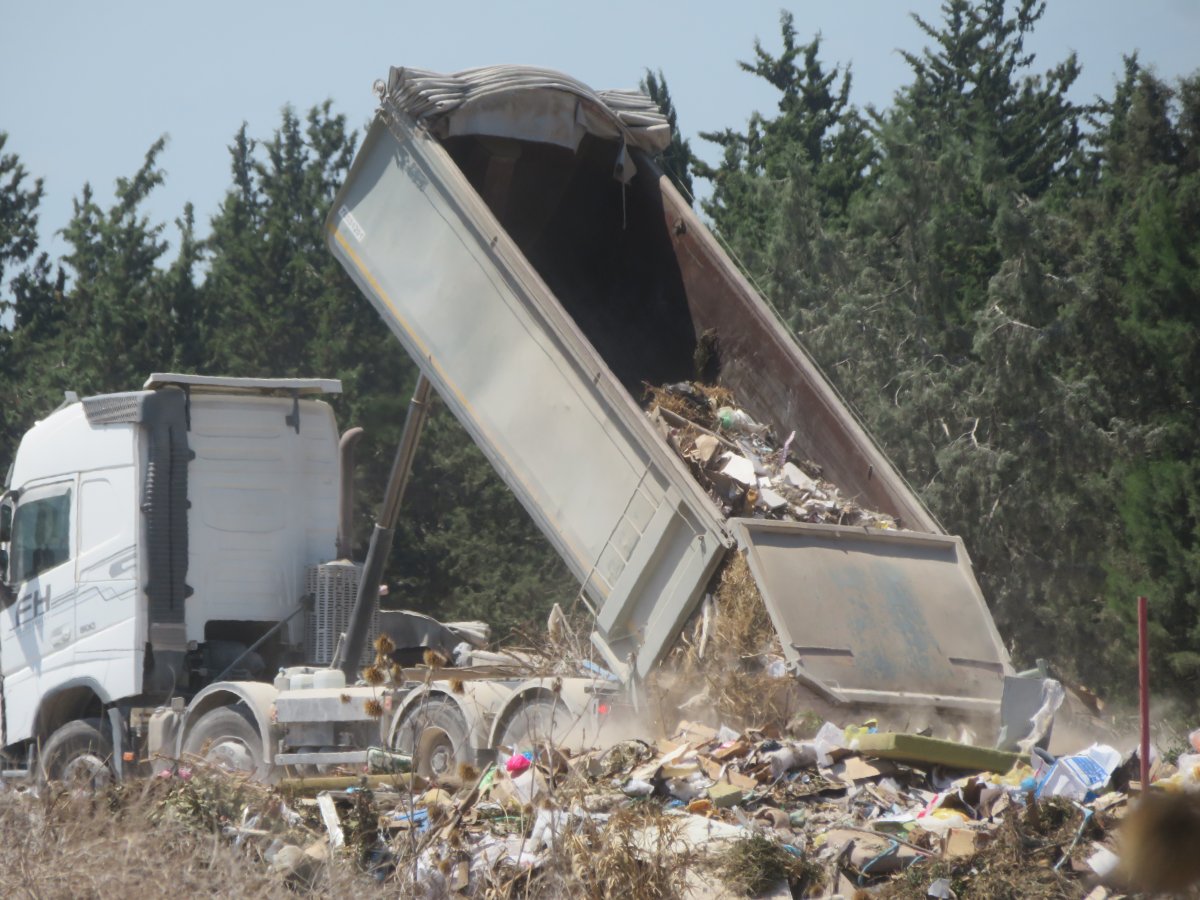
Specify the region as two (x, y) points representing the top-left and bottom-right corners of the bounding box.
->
(39, 718), (113, 788)
(496, 697), (572, 753)
(391, 697), (469, 780)
(182, 705), (264, 777)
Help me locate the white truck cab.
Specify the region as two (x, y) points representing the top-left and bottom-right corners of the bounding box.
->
(0, 374), (342, 774)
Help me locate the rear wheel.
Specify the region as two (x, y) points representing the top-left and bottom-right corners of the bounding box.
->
(497, 697), (572, 753)
(182, 706), (264, 777)
(40, 718), (113, 788)
(391, 696), (470, 780)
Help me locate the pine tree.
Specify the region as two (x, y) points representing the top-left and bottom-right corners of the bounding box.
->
(639, 69), (695, 202)
(695, 11), (876, 285)
(0, 132), (55, 456)
(1083, 67), (1200, 702)
(0, 132), (44, 293)
(900, 0), (1083, 198)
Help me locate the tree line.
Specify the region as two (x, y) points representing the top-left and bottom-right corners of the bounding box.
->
(2, 0), (1197, 709)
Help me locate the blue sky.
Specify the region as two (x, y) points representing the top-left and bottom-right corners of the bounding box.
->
(2, 0), (1197, 260)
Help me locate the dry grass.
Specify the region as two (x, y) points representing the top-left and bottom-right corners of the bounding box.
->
(710, 553), (777, 663)
(651, 552), (805, 732)
(718, 834), (825, 897)
(0, 768), (703, 899)
(0, 778), (385, 899)
(644, 383), (713, 427)
(546, 804), (696, 900)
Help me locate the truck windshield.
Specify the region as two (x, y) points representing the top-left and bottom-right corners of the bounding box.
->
(11, 489), (72, 583)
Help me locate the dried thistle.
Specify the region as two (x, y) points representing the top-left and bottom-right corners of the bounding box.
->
(362, 665), (385, 686)
(339, 693), (352, 704)
(374, 633), (396, 656)
(390, 663), (405, 683)
(423, 648), (449, 668)
(364, 698), (384, 719)
(449, 678), (465, 695)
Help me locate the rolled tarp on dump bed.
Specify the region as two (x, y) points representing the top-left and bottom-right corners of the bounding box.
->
(385, 66), (670, 179)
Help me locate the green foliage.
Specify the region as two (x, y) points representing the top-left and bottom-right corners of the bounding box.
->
(639, 69), (695, 201)
(1085, 66), (1200, 700)
(391, 399), (573, 638)
(1108, 460), (1200, 686)
(0, 132), (44, 289)
(900, 0), (1083, 198)
(696, 10), (877, 283)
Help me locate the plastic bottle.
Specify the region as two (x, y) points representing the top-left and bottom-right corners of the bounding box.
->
(716, 406), (768, 436)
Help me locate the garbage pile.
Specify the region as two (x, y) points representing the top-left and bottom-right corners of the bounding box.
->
(49, 718), (1195, 898)
(644, 382), (898, 529)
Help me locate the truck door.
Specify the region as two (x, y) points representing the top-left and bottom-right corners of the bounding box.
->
(0, 481), (77, 726)
(73, 469), (138, 694)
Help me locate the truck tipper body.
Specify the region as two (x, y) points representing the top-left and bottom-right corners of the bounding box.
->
(0, 67), (1023, 786)
(326, 66), (1012, 712)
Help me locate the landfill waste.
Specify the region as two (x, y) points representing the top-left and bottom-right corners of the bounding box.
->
(644, 380), (898, 529)
(655, 551), (794, 730)
(4, 712), (1190, 898)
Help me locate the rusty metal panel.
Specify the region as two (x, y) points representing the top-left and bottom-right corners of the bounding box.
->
(653, 173), (939, 534)
(731, 519), (1011, 707)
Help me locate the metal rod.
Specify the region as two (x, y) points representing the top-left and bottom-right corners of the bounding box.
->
(337, 374), (434, 680)
(1138, 594), (1151, 790)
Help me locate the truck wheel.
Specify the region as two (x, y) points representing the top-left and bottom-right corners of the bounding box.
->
(40, 718), (113, 788)
(497, 697), (572, 753)
(182, 706), (264, 777)
(392, 697), (469, 780)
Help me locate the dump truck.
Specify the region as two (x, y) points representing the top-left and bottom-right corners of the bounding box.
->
(0, 66), (1034, 786)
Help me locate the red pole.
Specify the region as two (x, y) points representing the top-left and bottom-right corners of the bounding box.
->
(1138, 595), (1151, 790)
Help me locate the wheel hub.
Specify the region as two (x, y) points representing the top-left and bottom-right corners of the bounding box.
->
(61, 753), (112, 789)
(417, 727), (455, 778)
(207, 738), (255, 772)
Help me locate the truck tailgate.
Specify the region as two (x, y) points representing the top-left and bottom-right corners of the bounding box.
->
(731, 519), (1011, 710)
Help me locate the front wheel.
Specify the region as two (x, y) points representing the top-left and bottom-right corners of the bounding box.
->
(40, 718), (113, 788)
(181, 705), (265, 778)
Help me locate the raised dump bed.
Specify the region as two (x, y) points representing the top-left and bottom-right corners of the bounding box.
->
(327, 67), (1010, 712)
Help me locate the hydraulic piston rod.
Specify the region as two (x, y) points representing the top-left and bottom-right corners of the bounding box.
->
(336, 373), (433, 680)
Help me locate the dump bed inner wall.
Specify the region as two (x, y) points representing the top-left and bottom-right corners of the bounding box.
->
(442, 134), (936, 532)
